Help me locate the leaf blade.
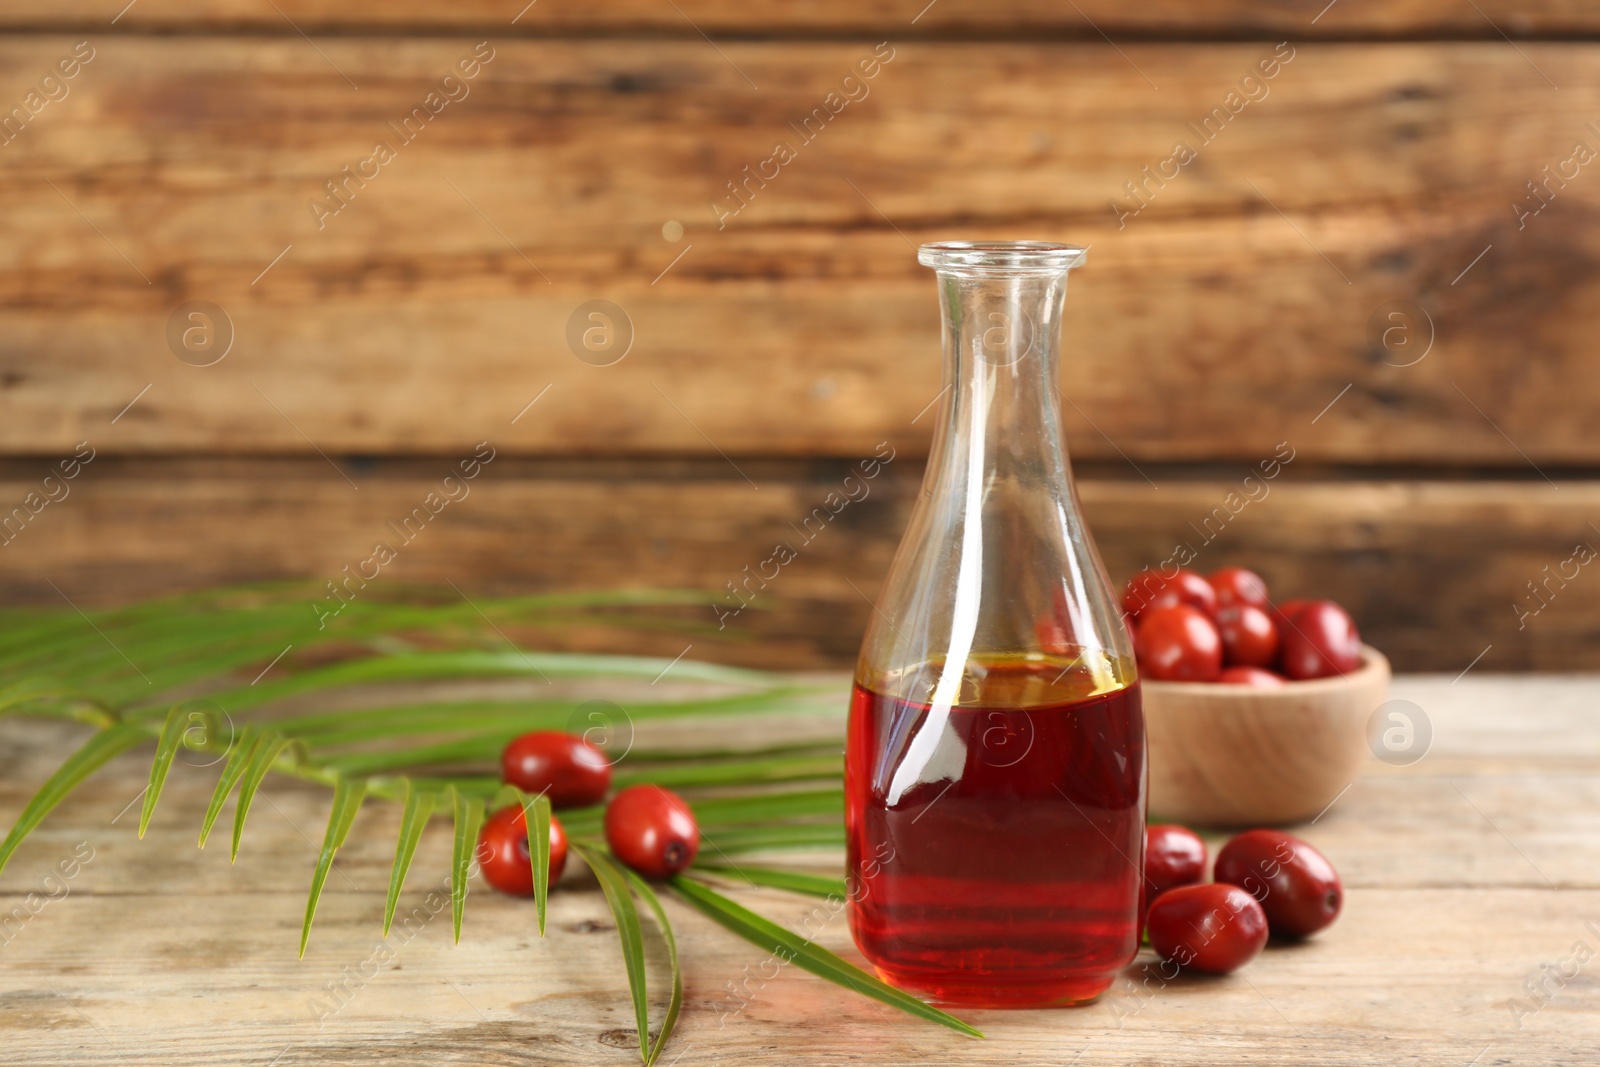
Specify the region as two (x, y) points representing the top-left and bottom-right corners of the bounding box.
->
(215, 649), (782, 719)
(576, 844), (651, 1064)
(0, 723), (146, 877)
(199, 725), (260, 849)
(684, 824), (844, 853)
(527, 792), (552, 937)
(669, 874), (982, 1039)
(231, 733), (294, 861)
(611, 755), (841, 791)
(383, 781), (438, 936)
(449, 787), (486, 944)
(488, 784), (555, 937)
(692, 863), (848, 900)
(621, 867), (682, 1067)
(139, 705), (191, 838)
(299, 775), (368, 958)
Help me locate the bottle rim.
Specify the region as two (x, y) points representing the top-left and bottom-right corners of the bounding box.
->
(917, 241), (1087, 274)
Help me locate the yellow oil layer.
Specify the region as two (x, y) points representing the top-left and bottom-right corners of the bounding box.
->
(859, 647), (1134, 711)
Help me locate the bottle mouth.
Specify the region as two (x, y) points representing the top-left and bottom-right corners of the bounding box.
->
(918, 241), (1087, 275)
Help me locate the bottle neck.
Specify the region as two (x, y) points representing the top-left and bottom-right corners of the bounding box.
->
(928, 270), (1072, 495)
(917, 269), (1077, 717)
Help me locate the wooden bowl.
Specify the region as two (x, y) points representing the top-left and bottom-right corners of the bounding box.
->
(1143, 646), (1391, 827)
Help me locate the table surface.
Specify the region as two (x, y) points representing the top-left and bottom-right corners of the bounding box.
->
(2, 673), (1597, 1067)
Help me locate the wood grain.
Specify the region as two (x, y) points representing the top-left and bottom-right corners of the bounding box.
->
(0, 457), (1594, 672)
(3, 1), (1598, 36)
(0, 40), (1595, 463)
(2, 674), (1597, 1066)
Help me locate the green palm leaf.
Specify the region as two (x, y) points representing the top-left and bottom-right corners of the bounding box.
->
(696, 824), (845, 853)
(669, 874), (982, 1039)
(199, 725), (261, 849)
(622, 867), (683, 1067)
(612, 754), (841, 790)
(686, 788), (843, 826)
(521, 790), (554, 937)
(449, 787), (485, 944)
(694, 864), (848, 900)
(383, 782), (439, 936)
(0, 581), (924, 1067)
(138, 705), (190, 838)
(0, 722), (147, 876)
(299, 775), (368, 958)
(486, 784), (556, 937)
(208, 650), (776, 721)
(232, 733), (295, 861)
(576, 844), (654, 1064)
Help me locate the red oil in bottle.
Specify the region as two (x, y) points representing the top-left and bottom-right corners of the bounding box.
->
(845, 659), (1144, 1007)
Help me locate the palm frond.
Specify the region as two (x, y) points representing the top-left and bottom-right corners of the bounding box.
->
(0, 582), (980, 1059)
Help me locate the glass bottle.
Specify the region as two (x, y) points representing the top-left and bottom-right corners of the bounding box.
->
(845, 242), (1145, 1008)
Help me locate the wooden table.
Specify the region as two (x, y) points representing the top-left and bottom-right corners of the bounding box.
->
(3, 673), (1597, 1066)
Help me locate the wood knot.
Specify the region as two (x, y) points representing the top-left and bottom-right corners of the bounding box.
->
(597, 1028), (643, 1050)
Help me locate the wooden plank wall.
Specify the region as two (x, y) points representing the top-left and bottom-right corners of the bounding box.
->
(0, 3), (1596, 671)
